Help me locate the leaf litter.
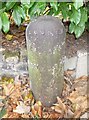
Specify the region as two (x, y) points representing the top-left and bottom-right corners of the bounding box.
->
(0, 73), (88, 119)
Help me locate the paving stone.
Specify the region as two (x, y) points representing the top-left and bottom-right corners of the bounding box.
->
(76, 49), (88, 78)
(5, 56), (19, 64)
(64, 56), (77, 71)
(2, 62), (8, 69)
(0, 69), (18, 76)
(14, 62), (28, 73)
(20, 48), (28, 62)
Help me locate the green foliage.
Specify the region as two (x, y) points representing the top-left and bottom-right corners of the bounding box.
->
(86, 2), (89, 31)
(0, 0), (88, 38)
(6, 0), (16, 11)
(0, 107), (6, 119)
(12, 5), (26, 26)
(28, 2), (46, 19)
(70, 8), (81, 25)
(69, 6), (88, 38)
(73, 0), (83, 10)
(1, 12), (10, 33)
(59, 3), (70, 19)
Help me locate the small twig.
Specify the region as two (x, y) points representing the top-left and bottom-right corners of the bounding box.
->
(43, 8), (51, 15)
(64, 76), (73, 87)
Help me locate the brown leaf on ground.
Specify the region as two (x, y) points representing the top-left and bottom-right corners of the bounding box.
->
(13, 101), (30, 114)
(73, 109), (84, 118)
(51, 97), (67, 117)
(48, 112), (61, 119)
(5, 34), (13, 41)
(73, 76), (88, 96)
(68, 90), (87, 114)
(75, 76), (88, 82)
(21, 114), (30, 118)
(2, 83), (21, 102)
(31, 101), (42, 118)
(62, 82), (71, 97)
(43, 112), (49, 118)
(22, 90), (34, 104)
(67, 91), (79, 102)
(7, 112), (21, 118)
(64, 70), (75, 76)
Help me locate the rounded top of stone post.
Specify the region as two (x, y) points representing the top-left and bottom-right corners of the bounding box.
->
(26, 15), (66, 52)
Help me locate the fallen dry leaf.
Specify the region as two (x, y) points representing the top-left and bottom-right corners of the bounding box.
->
(51, 97), (67, 117)
(73, 109), (83, 118)
(31, 101), (42, 118)
(7, 112), (20, 118)
(48, 112), (61, 119)
(75, 76), (88, 82)
(64, 70), (75, 76)
(5, 34), (13, 41)
(21, 114), (30, 118)
(72, 76), (88, 96)
(22, 90), (33, 104)
(67, 91), (79, 103)
(13, 101), (30, 114)
(2, 84), (15, 96)
(68, 90), (87, 113)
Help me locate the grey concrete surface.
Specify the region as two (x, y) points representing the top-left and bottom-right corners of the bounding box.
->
(76, 49), (88, 78)
(64, 56), (77, 71)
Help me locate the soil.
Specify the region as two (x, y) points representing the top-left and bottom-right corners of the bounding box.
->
(66, 31), (88, 58)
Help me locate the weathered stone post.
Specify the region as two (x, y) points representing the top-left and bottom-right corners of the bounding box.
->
(26, 16), (66, 106)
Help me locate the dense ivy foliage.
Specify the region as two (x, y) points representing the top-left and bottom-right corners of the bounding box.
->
(0, 0), (89, 38)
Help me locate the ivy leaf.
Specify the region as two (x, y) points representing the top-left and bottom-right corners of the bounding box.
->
(0, 107), (6, 119)
(17, 6), (26, 19)
(86, 2), (89, 15)
(73, 0), (83, 10)
(21, 0), (30, 5)
(0, 16), (2, 30)
(0, 7), (6, 15)
(79, 7), (88, 26)
(50, 2), (58, 11)
(70, 8), (81, 25)
(29, 2), (46, 19)
(6, 0), (16, 11)
(1, 12), (10, 33)
(60, 3), (70, 19)
(21, 0), (30, 8)
(86, 21), (89, 32)
(48, 8), (54, 16)
(12, 7), (21, 26)
(69, 22), (75, 33)
(74, 25), (85, 38)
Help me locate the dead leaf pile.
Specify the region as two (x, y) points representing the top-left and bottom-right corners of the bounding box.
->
(0, 72), (88, 119)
